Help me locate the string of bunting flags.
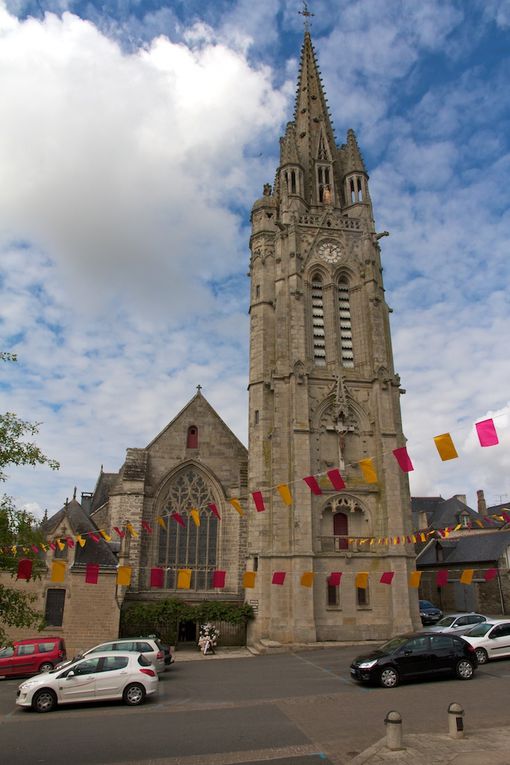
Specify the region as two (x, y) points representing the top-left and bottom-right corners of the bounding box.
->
(12, 557), (503, 590)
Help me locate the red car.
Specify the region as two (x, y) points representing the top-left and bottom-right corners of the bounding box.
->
(0, 637), (66, 677)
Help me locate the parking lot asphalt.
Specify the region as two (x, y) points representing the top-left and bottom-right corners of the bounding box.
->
(1, 645), (510, 765)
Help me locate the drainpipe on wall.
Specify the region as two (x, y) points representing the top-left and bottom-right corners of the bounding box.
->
(496, 564), (506, 615)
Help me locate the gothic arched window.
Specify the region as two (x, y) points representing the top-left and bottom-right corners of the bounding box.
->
(311, 274), (326, 366)
(186, 426), (198, 449)
(338, 276), (354, 368)
(157, 468), (218, 590)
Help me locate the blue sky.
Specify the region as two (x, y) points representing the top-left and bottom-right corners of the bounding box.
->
(1, 0), (509, 517)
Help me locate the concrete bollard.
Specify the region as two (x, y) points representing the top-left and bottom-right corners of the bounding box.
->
(384, 710), (404, 750)
(448, 702), (465, 739)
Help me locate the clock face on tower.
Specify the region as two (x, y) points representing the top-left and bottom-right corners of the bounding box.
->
(318, 241), (341, 263)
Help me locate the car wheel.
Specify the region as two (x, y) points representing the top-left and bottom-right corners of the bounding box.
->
(39, 662), (53, 673)
(123, 683), (146, 706)
(32, 689), (57, 713)
(380, 667), (399, 688)
(456, 660), (474, 680)
(475, 648), (488, 665)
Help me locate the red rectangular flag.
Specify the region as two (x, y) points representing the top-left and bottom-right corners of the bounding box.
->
(476, 418), (499, 447)
(484, 568), (498, 582)
(327, 469), (346, 491)
(272, 571), (286, 585)
(85, 564), (99, 584)
(89, 533), (100, 543)
(212, 570), (226, 588)
(208, 503), (221, 520)
(252, 491), (265, 512)
(142, 521), (153, 534)
(171, 512), (186, 527)
(392, 447), (414, 473)
(17, 559), (33, 580)
(436, 570), (448, 587)
(150, 567), (164, 587)
(303, 476), (322, 495)
(328, 572), (342, 586)
(113, 526), (125, 538)
(380, 571), (394, 585)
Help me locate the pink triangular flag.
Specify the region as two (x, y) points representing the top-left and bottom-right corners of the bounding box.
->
(212, 570), (226, 588)
(252, 491), (265, 512)
(303, 476), (322, 495)
(476, 418), (499, 447)
(327, 469), (346, 491)
(142, 521), (153, 534)
(171, 512), (186, 527)
(392, 446), (414, 472)
(208, 503), (221, 520)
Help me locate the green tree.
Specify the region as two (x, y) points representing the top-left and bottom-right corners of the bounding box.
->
(0, 354), (60, 644)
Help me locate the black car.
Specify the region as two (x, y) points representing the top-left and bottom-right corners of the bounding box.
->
(419, 599), (443, 625)
(350, 632), (477, 688)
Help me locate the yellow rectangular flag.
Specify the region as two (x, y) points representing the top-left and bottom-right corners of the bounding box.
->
(409, 571), (422, 588)
(355, 572), (369, 589)
(300, 572), (315, 587)
(51, 560), (66, 583)
(243, 571), (257, 588)
(229, 498), (244, 516)
(76, 535), (86, 547)
(434, 433), (459, 461)
(177, 568), (192, 589)
(277, 484), (293, 506)
(126, 523), (139, 538)
(460, 569), (474, 585)
(100, 530), (112, 542)
(157, 516), (167, 530)
(117, 566), (132, 586)
(359, 458), (378, 483)
(56, 539), (65, 551)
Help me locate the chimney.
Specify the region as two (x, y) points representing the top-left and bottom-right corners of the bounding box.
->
(477, 489), (487, 516)
(454, 494), (467, 506)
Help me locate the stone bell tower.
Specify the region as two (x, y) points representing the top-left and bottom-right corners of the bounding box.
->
(246, 31), (420, 646)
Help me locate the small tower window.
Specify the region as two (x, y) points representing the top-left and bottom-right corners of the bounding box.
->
(187, 426), (198, 449)
(333, 511), (349, 551)
(338, 276), (354, 368)
(349, 176), (364, 204)
(255, 285), (260, 298)
(311, 274), (326, 367)
(254, 410), (259, 425)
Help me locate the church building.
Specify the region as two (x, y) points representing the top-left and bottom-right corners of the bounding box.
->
(6, 30), (420, 654)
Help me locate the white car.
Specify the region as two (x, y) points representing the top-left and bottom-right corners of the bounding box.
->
(462, 620), (510, 664)
(16, 652), (158, 713)
(424, 613), (488, 635)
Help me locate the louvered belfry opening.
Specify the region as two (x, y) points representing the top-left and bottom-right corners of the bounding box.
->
(338, 276), (354, 368)
(311, 274), (326, 366)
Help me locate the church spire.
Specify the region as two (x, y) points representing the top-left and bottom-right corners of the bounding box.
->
(344, 128), (367, 174)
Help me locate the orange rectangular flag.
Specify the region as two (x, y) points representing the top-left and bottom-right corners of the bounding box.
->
(460, 569), (474, 585)
(434, 433), (458, 461)
(126, 523), (139, 538)
(229, 498), (244, 516)
(355, 572), (369, 589)
(359, 458), (378, 483)
(177, 568), (192, 589)
(100, 530), (112, 542)
(277, 484), (293, 506)
(190, 509), (200, 527)
(243, 571), (257, 588)
(117, 566), (132, 586)
(409, 571), (421, 588)
(157, 516), (167, 530)
(51, 560), (66, 583)
(300, 572), (315, 588)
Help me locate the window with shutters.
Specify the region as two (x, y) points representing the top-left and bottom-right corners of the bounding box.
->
(44, 589), (65, 627)
(338, 276), (354, 368)
(311, 274), (326, 366)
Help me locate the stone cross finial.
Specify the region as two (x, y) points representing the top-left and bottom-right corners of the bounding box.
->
(196, 384), (202, 393)
(299, 1), (314, 30)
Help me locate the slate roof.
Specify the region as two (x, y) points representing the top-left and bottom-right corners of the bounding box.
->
(411, 495), (499, 531)
(88, 471), (118, 514)
(411, 497), (444, 528)
(417, 529), (510, 567)
(42, 498), (118, 568)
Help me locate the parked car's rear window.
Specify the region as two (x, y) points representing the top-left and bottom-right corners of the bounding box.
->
(138, 654), (151, 667)
(102, 656), (129, 671)
(436, 616), (456, 627)
(114, 641), (135, 651)
(38, 642), (56, 653)
(136, 642), (152, 652)
(467, 622), (493, 637)
(18, 644), (36, 655)
(0, 647), (14, 658)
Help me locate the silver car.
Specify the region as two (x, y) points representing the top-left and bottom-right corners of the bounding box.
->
(424, 613), (488, 635)
(82, 638), (166, 674)
(16, 652), (158, 712)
